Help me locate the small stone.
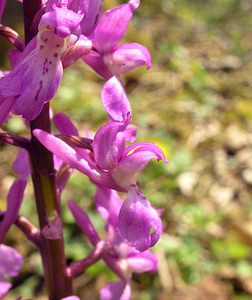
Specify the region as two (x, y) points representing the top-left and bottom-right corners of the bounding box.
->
(209, 184), (234, 207)
(242, 169), (252, 185)
(177, 171), (198, 196)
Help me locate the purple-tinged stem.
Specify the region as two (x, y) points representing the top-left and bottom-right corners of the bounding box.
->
(15, 216), (41, 247)
(23, 1), (73, 298)
(0, 128), (30, 149)
(0, 25), (25, 50)
(68, 241), (107, 277)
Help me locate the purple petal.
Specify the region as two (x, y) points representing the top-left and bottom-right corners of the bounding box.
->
(54, 112), (79, 135)
(56, 163), (73, 196)
(33, 130), (123, 190)
(95, 187), (122, 226)
(0, 179), (27, 243)
(100, 280), (131, 300)
(13, 149), (30, 178)
(68, 200), (100, 245)
(40, 4), (84, 38)
(0, 282), (11, 298)
(33, 129), (93, 176)
(113, 142), (167, 187)
(127, 251), (158, 273)
(82, 50), (112, 79)
(80, 0), (103, 36)
(92, 122), (126, 170)
(119, 187), (162, 252)
(123, 142), (168, 162)
(101, 77), (131, 123)
(0, 97), (15, 125)
(0, 245), (23, 298)
(111, 43), (152, 73)
(93, 0), (140, 52)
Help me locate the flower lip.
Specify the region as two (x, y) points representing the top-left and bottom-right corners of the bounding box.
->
(118, 186), (163, 252)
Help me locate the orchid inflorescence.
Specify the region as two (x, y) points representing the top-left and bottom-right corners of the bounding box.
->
(0, 0), (167, 299)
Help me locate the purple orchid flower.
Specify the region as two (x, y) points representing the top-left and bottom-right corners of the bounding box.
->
(0, 0), (101, 124)
(34, 76), (167, 251)
(83, 0), (151, 79)
(69, 186), (158, 300)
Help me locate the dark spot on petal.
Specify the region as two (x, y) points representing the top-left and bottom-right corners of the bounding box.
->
(54, 53), (58, 58)
(35, 80), (43, 101)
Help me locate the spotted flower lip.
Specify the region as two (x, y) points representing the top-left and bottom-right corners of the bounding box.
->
(83, 0), (151, 78)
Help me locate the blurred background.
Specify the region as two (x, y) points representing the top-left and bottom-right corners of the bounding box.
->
(1, 0), (252, 299)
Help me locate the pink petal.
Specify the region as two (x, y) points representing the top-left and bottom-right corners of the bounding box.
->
(80, 0), (103, 36)
(93, 0), (140, 52)
(95, 187), (122, 226)
(0, 97), (15, 125)
(111, 43), (152, 73)
(33, 129), (92, 177)
(0, 245), (23, 298)
(33, 130), (123, 190)
(54, 112), (79, 135)
(13, 149), (30, 178)
(0, 179), (27, 243)
(82, 50), (112, 79)
(127, 251), (158, 273)
(123, 142), (168, 162)
(101, 76), (131, 123)
(92, 122), (126, 170)
(100, 281), (131, 300)
(119, 187), (162, 252)
(68, 200), (100, 245)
